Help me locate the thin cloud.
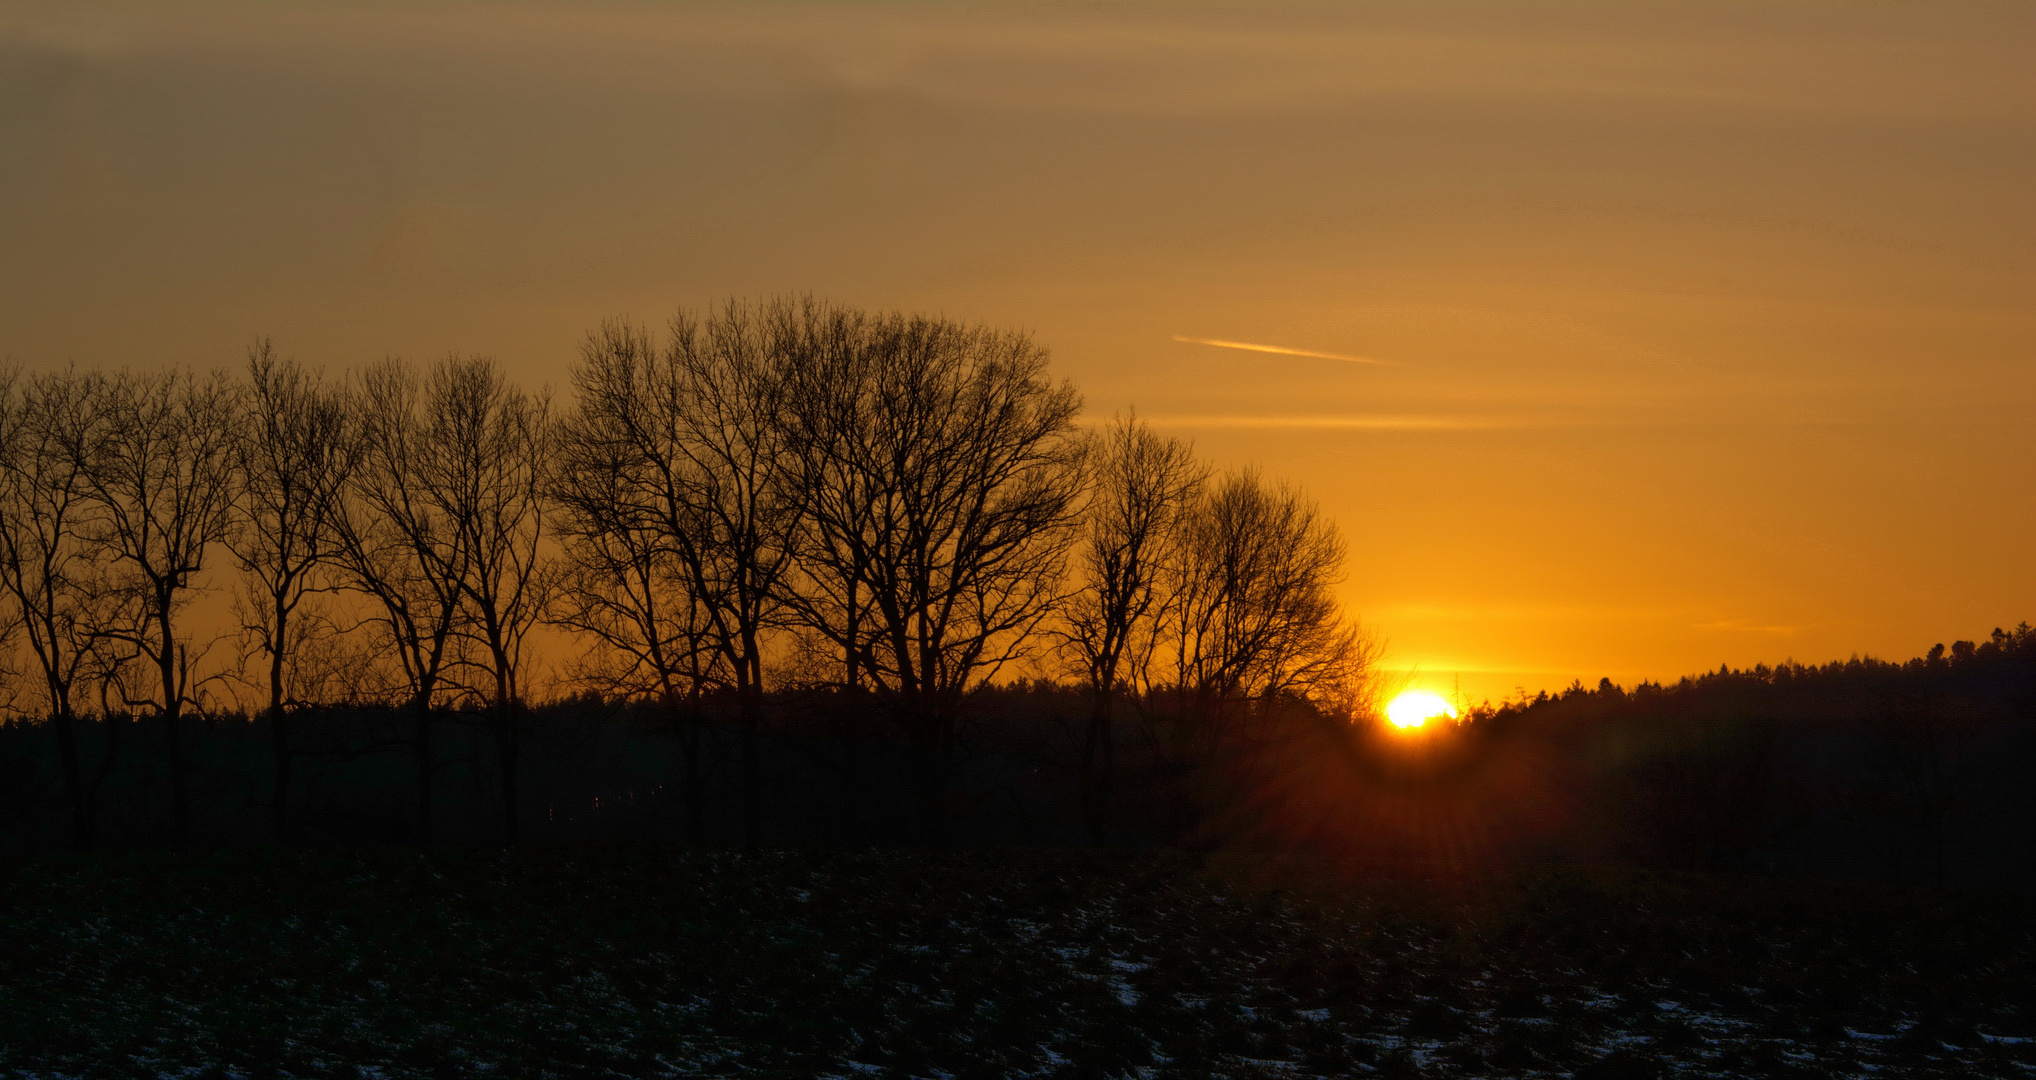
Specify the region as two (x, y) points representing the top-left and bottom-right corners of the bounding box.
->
(1376, 603), (1682, 622)
(1132, 414), (1519, 431)
(1692, 618), (1805, 636)
(1172, 335), (1386, 365)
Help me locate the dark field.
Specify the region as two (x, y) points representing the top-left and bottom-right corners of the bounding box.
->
(3, 847), (2032, 1079)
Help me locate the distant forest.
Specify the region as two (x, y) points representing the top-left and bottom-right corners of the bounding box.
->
(1445, 625), (2036, 885)
(1, 299), (2029, 887)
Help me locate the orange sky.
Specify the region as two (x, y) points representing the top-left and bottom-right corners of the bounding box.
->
(3, 1), (2032, 704)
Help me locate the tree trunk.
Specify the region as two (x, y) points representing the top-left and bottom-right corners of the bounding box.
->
(678, 720), (705, 843)
(413, 698), (434, 841)
(498, 707), (521, 843)
(912, 691), (954, 845)
(843, 578), (859, 689)
(268, 705), (291, 842)
(1082, 685), (1114, 845)
(667, 688), (705, 843)
(159, 624), (190, 846)
(163, 707), (188, 844)
(50, 708), (92, 848)
(739, 682), (761, 851)
(269, 599), (291, 841)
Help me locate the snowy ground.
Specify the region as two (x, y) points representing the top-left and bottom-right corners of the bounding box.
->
(1, 847), (2031, 1078)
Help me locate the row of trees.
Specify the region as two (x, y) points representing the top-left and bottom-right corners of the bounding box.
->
(0, 298), (1372, 848)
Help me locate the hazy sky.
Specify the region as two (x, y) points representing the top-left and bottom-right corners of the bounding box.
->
(4, 1), (2032, 703)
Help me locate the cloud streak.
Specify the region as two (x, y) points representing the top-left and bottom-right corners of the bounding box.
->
(1172, 335), (1385, 365)
(1691, 618), (1805, 636)
(1375, 603), (1685, 622)
(1132, 414), (1519, 431)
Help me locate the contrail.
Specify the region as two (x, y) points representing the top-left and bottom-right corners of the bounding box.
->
(1171, 335), (1385, 364)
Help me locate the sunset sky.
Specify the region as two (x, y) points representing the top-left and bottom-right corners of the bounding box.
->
(3, 1), (2031, 704)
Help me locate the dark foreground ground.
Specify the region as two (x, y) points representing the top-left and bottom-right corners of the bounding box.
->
(2, 847), (2032, 1079)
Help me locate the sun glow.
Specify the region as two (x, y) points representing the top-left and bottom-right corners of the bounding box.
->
(1386, 691), (1458, 730)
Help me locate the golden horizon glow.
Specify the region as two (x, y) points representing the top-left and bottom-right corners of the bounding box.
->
(1386, 691), (1459, 731)
(2, 2), (2029, 704)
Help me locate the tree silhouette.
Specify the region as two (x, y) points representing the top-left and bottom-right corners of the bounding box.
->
(331, 359), (472, 840)
(226, 340), (355, 840)
(435, 357), (551, 842)
(780, 308), (1087, 748)
(1165, 469), (1359, 707)
(73, 368), (240, 845)
(0, 302), (1421, 851)
(0, 367), (120, 846)
(566, 307), (798, 849)
(1059, 411), (1204, 843)
(551, 323), (725, 840)
(1146, 469), (1371, 837)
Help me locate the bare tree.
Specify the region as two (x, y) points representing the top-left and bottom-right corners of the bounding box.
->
(433, 357), (550, 842)
(551, 322), (725, 839)
(771, 301), (885, 691)
(1058, 411), (1204, 842)
(331, 359), (471, 840)
(0, 366), (121, 846)
(73, 368), (241, 845)
(226, 340), (355, 840)
(781, 309), (1087, 750)
(1163, 469), (1356, 707)
(566, 308), (800, 848)
(1142, 468), (1373, 836)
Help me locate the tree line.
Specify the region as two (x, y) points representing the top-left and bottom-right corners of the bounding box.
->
(1414, 625), (2036, 883)
(0, 297), (1372, 848)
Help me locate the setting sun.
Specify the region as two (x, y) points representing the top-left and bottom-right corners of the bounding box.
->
(1386, 691), (1458, 730)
